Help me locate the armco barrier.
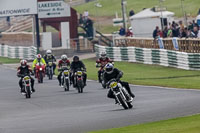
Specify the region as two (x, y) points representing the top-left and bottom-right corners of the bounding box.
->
(95, 44), (200, 70)
(0, 44), (37, 60)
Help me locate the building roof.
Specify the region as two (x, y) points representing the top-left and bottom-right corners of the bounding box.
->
(130, 8), (174, 20)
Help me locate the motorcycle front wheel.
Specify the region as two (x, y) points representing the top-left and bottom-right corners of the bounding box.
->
(25, 86), (31, 98)
(116, 94), (128, 109)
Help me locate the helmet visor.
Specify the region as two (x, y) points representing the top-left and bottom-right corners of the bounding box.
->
(106, 67), (112, 72)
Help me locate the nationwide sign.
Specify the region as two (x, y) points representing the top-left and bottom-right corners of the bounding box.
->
(38, 1), (71, 19)
(0, 0), (37, 17)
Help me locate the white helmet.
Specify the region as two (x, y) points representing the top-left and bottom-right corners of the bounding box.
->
(61, 54), (68, 60)
(101, 51), (107, 59)
(46, 50), (52, 54)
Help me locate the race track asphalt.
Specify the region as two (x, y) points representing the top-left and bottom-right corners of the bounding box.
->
(1, 66), (200, 133)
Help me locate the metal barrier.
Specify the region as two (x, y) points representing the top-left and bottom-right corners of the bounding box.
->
(67, 37), (94, 52)
(114, 37), (200, 53)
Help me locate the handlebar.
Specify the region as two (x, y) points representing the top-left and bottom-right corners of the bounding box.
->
(17, 74), (31, 78)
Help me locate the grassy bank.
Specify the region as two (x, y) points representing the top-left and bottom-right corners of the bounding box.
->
(0, 57), (20, 64)
(83, 58), (200, 89)
(89, 114), (200, 133)
(74, 0), (199, 17)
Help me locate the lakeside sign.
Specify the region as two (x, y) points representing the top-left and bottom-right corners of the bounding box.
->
(38, 1), (71, 18)
(0, 0), (37, 17)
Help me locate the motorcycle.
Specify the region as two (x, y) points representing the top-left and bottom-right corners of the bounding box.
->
(60, 66), (70, 91)
(19, 74), (32, 98)
(35, 62), (45, 83)
(46, 61), (54, 80)
(107, 79), (133, 109)
(73, 70), (85, 93)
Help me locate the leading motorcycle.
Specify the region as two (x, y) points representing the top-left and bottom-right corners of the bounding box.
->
(59, 66), (70, 91)
(18, 74), (32, 98)
(107, 79), (133, 109)
(73, 69), (85, 93)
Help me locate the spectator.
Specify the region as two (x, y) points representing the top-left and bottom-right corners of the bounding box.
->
(6, 16), (10, 26)
(198, 27), (200, 38)
(152, 26), (159, 39)
(129, 10), (135, 17)
(83, 10), (89, 18)
(180, 28), (187, 38)
(119, 26), (126, 36)
(172, 23), (179, 37)
(192, 26), (198, 37)
(198, 8), (200, 15)
(188, 21), (193, 30)
(187, 29), (196, 38)
(167, 26), (173, 37)
(179, 21), (184, 30)
(84, 18), (93, 39)
(126, 27), (133, 37)
(192, 20), (199, 29)
(79, 14), (84, 25)
(158, 30), (163, 38)
(163, 26), (168, 38)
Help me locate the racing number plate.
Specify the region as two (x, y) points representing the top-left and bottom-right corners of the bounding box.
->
(77, 71), (82, 75)
(48, 62), (52, 66)
(64, 71), (69, 75)
(110, 82), (117, 88)
(24, 76), (30, 81)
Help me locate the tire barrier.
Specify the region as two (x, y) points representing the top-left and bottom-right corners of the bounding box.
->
(0, 44), (37, 60)
(95, 44), (200, 70)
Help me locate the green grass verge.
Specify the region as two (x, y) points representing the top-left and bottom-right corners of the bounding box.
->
(83, 58), (200, 89)
(0, 57), (20, 64)
(74, 0), (199, 17)
(89, 114), (200, 133)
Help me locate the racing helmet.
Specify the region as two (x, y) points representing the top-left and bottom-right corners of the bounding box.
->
(20, 59), (27, 68)
(105, 63), (114, 74)
(101, 52), (107, 59)
(46, 50), (52, 55)
(73, 55), (79, 62)
(36, 54), (42, 61)
(61, 54), (68, 61)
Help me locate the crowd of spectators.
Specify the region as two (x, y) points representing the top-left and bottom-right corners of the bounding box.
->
(153, 20), (200, 39)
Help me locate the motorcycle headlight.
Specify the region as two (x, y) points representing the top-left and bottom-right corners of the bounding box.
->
(39, 68), (42, 71)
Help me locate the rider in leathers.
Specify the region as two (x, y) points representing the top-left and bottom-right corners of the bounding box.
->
(96, 52), (113, 83)
(57, 55), (70, 86)
(43, 50), (56, 74)
(70, 56), (87, 86)
(103, 63), (135, 100)
(17, 60), (35, 93)
(32, 54), (46, 75)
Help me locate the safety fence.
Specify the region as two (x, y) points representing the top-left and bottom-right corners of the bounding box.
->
(114, 37), (200, 53)
(0, 44), (37, 60)
(95, 44), (200, 70)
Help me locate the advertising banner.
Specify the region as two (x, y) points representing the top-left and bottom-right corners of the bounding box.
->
(0, 0), (37, 17)
(38, 1), (71, 18)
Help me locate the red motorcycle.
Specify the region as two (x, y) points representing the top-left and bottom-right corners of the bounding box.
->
(35, 62), (45, 83)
